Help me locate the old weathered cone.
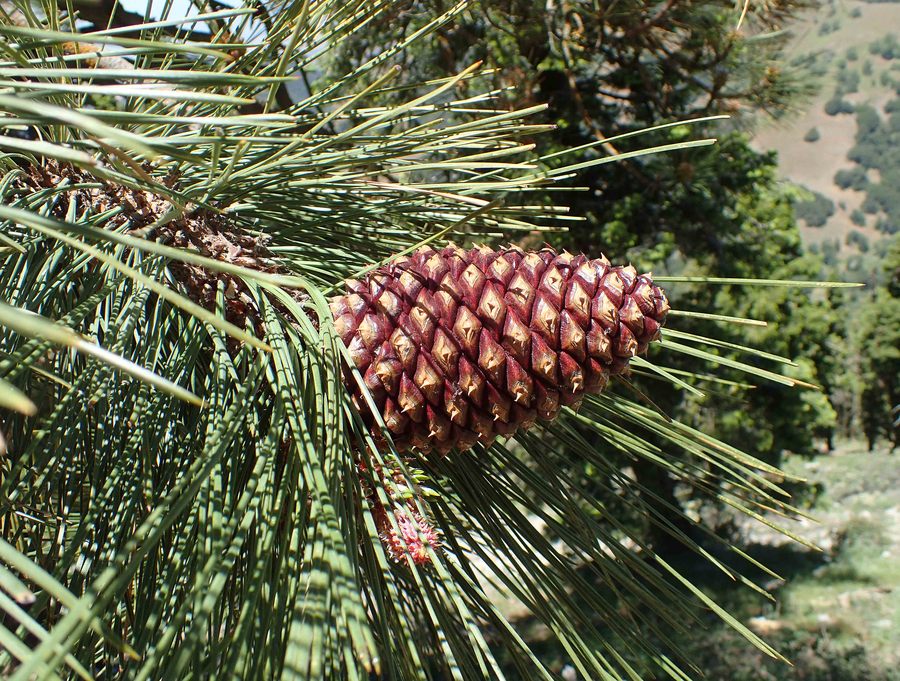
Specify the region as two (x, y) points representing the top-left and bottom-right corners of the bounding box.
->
(330, 243), (669, 454)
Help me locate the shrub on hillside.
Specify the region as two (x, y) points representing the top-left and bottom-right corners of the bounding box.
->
(835, 166), (869, 190)
(856, 105), (882, 135)
(866, 182), (900, 222)
(847, 230), (871, 252)
(804, 127), (821, 142)
(794, 190), (836, 227)
(822, 239), (841, 265)
(819, 20), (841, 36)
(825, 97), (855, 115)
(869, 33), (899, 60)
(876, 216), (899, 233)
(837, 68), (860, 94)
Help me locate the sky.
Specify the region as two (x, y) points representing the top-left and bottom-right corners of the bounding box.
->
(117, 0), (240, 35)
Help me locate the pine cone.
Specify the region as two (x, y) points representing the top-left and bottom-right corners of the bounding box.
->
(330, 244), (669, 454)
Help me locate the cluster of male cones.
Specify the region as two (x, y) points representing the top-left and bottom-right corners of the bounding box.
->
(331, 243), (670, 564)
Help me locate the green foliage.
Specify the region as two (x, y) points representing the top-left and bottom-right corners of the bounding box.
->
(825, 96), (856, 116)
(697, 257), (842, 458)
(823, 226), (900, 441)
(857, 290), (900, 447)
(869, 33), (899, 59)
(857, 104), (883, 136)
(836, 67), (861, 95)
(844, 98), (900, 232)
(834, 166), (869, 190)
(822, 238), (843, 265)
(835, 236), (900, 449)
(659, 443), (900, 681)
(875, 215), (900, 233)
(804, 126), (821, 142)
(818, 19), (842, 36)
(794, 188), (836, 227)
(847, 229), (871, 252)
(864, 194), (882, 213)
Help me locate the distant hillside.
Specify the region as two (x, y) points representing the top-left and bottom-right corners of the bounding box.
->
(753, 0), (900, 274)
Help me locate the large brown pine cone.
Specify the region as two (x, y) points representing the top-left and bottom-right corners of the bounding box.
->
(330, 244), (669, 454)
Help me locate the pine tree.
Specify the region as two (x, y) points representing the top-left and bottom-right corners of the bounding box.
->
(0, 2), (855, 679)
(855, 236), (900, 451)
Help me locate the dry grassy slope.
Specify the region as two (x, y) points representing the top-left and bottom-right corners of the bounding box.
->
(752, 0), (900, 250)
